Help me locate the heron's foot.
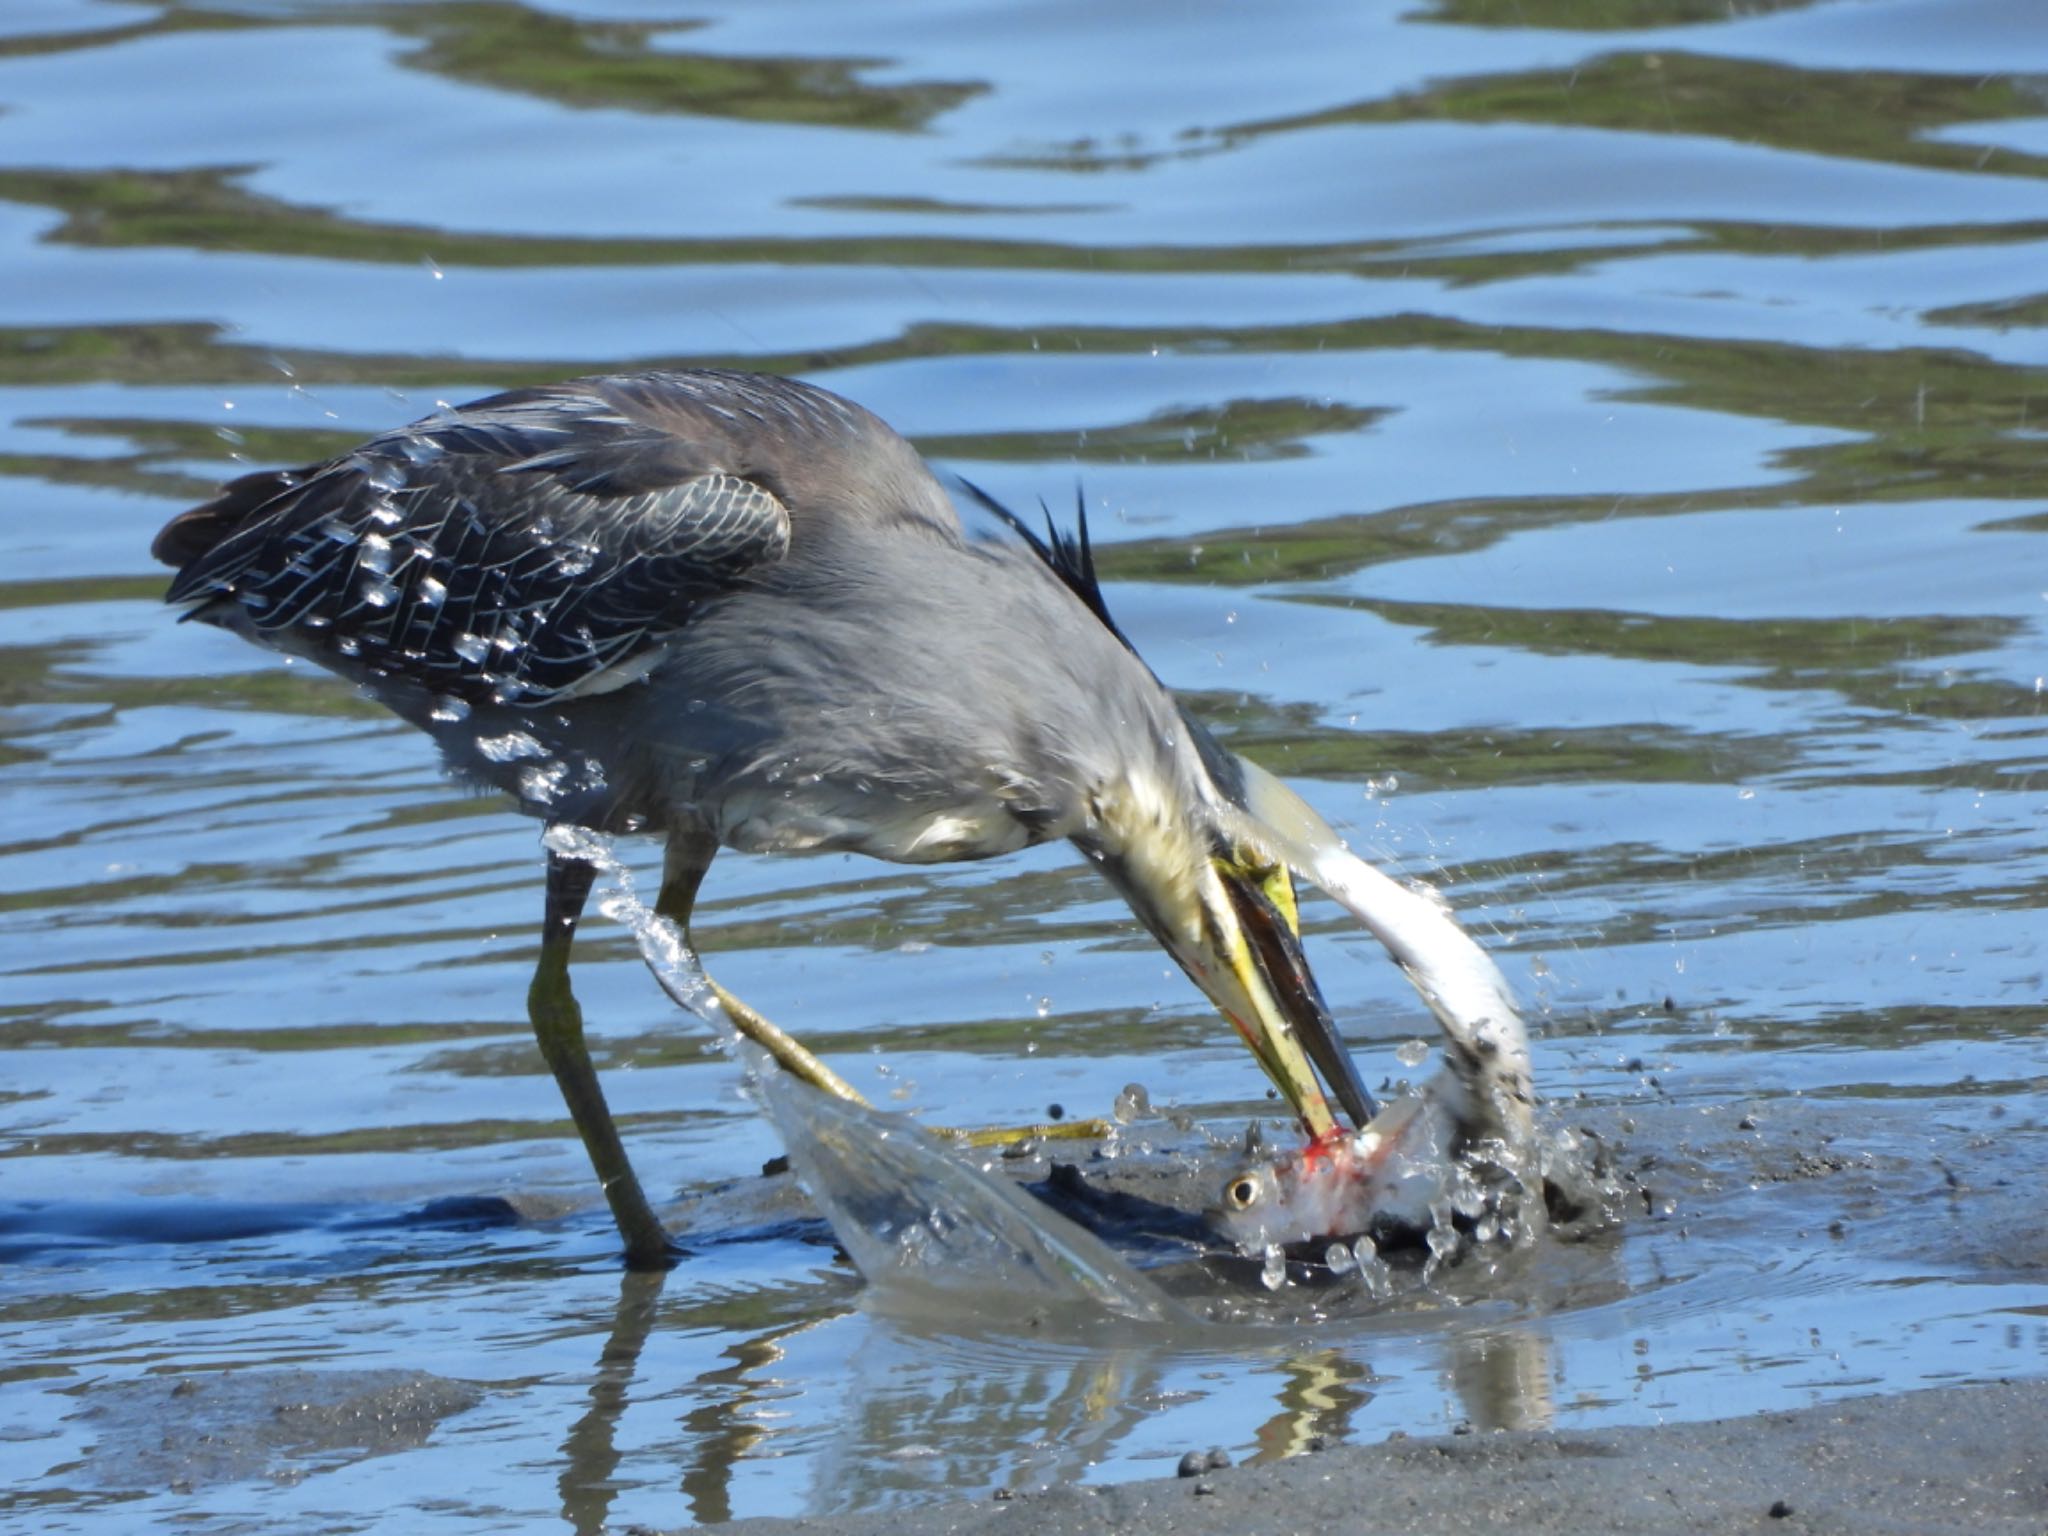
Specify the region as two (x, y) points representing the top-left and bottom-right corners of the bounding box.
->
(705, 979), (871, 1105)
(696, 959), (1115, 1149)
(618, 1227), (690, 1272)
(942, 1118), (1117, 1148)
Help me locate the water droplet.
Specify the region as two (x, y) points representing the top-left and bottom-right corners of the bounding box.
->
(359, 455), (406, 493)
(417, 575), (448, 608)
(359, 576), (398, 609)
(478, 731), (546, 763)
(1112, 1083), (1151, 1125)
(1035, 996), (1052, 1019)
(453, 632), (490, 665)
(1323, 1241), (1354, 1275)
(519, 761), (568, 803)
(430, 695), (471, 723)
(1353, 1242), (1392, 1298)
(1259, 1245), (1287, 1291)
(1395, 1037), (1430, 1069)
(335, 635), (361, 657)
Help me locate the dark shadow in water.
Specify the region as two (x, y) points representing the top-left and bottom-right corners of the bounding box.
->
(0, 1194), (521, 1264)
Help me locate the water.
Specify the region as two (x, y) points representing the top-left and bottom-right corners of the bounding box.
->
(4, 0), (2047, 1528)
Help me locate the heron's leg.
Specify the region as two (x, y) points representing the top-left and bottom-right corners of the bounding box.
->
(532, 851), (680, 1270)
(654, 830), (1110, 1146)
(654, 828), (868, 1104)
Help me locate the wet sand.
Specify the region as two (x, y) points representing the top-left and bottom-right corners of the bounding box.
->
(711, 1376), (2048, 1536)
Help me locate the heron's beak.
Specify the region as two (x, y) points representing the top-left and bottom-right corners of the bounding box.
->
(1104, 827), (1378, 1142)
(1185, 848), (1380, 1140)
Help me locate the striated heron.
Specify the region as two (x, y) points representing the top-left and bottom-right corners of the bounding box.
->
(154, 369), (1378, 1268)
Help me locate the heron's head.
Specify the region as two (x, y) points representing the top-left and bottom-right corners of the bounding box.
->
(957, 480), (1375, 1139)
(1074, 737), (1376, 1143)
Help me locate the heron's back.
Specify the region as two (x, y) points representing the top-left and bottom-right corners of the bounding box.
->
(153, 369), (1185, 858)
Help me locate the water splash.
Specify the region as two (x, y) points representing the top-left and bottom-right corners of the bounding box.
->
(753, 1056), (1186, 1324)
(478, 731), (546, 763)
(537, 825), (1185, 1324)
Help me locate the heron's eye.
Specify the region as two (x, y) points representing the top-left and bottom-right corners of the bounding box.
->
(1226, 1176), (1262, 1211)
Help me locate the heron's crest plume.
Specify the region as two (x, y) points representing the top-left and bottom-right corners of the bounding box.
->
(955, 479), (1135, 655)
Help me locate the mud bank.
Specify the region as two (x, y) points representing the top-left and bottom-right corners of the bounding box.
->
(709, 1376), (2048, 1536)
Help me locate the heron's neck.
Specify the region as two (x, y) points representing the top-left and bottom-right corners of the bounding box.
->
(1073, 768), (1209, 950)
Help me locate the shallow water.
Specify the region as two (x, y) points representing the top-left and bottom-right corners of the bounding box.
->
(3, 0), (2047, 1528)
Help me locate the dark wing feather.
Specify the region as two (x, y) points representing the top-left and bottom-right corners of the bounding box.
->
(158, 382), (792, 706)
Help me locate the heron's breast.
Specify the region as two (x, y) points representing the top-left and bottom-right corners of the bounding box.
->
(711, 778), (1042, 864)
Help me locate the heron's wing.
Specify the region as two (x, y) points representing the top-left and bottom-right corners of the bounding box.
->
(157, 381), (794, 705)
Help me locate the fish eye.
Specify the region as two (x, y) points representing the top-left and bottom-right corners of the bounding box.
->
(1225, 1176), (1262, 1211)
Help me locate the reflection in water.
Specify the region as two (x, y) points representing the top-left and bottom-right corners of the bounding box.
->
(390, 1), (985, 130)
(1251, 1348), (1377, 1462)
(531, 1186), (1574, 1517)
(0, 2), (985, 132)
(1236, 51), (2048, 180)
(1449, 1327), (1555, 1434)
(559, 1268), (666, 1536)
(808, 1324), (1165, 1506)
(661, 1283), (1571, 1509)
(675, 1312), (815, 1527)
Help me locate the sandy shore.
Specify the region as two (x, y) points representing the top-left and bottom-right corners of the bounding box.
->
(709, 1377), (2047, 1536)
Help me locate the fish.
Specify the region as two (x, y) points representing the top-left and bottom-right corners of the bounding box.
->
(1216, 1097), (1451, 1254)
(1204, 757), (1543, 1255)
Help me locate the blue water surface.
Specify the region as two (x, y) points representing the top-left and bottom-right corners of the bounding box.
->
(1, 0), (2044, 1530)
